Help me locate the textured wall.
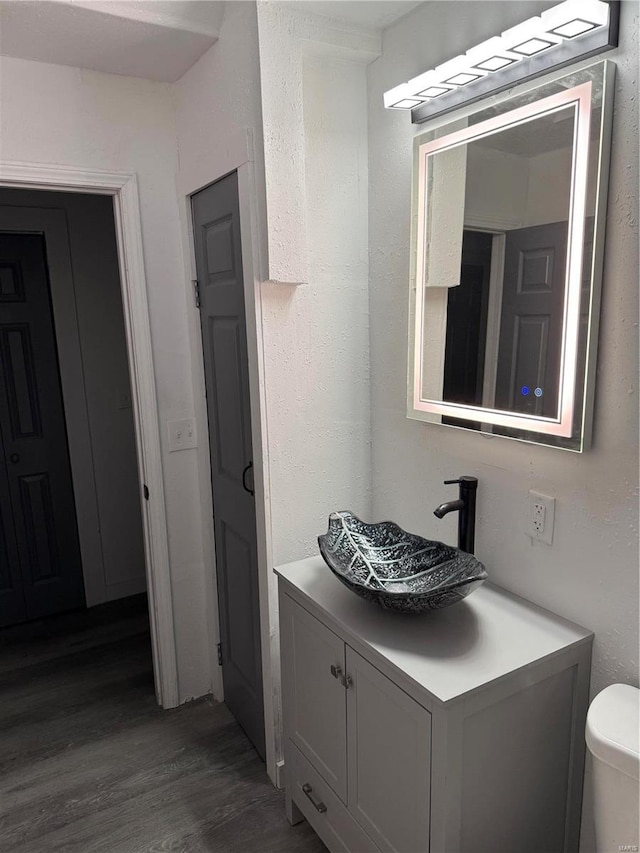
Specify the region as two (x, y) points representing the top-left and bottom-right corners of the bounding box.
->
(367, 3), (638, 848)
(176, 2), (266, 200)
(258, 7), (373, 568)
(257, 1), (378, 283)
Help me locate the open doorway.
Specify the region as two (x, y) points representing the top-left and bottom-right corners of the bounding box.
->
(0, 173), (178, 707)
(0, 164), (178, 709)
(0, 186), (155, 686)
(0, 188), (147, 619)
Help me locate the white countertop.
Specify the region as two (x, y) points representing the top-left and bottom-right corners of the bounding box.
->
(275, 556), (592, 704)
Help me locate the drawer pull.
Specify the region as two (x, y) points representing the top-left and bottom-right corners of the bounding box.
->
(302, 783), (327, 813)
(330, 664), (342, 680)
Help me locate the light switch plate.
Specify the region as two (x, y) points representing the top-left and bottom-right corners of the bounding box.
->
(167, 418), (197, 452)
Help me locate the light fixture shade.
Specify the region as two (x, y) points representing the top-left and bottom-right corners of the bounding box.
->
(406, 70), (447, 97)
(383, 0), (616, 120)
(384, 82), (425, 109)
(418, 86), (453, 99)
(500, 17), (563, 54)
(464, 36), (522, 72)
(390, 98), (428, 110)
(434, 54), (489, 84)
(541, 0), (609, 38)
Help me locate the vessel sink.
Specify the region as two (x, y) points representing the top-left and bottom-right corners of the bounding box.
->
(318, 511), (488, 613)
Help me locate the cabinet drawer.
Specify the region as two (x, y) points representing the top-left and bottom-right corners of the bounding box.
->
(289, 741), (381, 853)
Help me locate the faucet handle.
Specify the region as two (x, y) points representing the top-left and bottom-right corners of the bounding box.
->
(443, 476), (478, 486)
(443, 478), (461, 485)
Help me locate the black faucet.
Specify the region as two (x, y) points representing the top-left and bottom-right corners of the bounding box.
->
(433, 476), (478, 554)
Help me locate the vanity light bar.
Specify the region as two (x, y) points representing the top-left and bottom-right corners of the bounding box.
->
(383, 0), (612, 110)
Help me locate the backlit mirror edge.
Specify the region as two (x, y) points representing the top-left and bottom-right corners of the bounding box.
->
(406, 60), (616, 453)
(578, 59), (616, 452)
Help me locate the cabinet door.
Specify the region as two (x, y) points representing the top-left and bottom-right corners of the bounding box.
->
(281, 595), (347, 801)
(346, 647), (431, 853)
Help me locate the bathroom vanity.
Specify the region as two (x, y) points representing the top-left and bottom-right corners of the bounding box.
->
(276, 556), (592, 853)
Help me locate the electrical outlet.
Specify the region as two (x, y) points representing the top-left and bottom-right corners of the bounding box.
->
(528, 490), (555, 545)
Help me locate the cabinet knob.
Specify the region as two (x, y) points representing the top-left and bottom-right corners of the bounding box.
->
(302, 783), (327, 814)
(330, 664), (352, 689)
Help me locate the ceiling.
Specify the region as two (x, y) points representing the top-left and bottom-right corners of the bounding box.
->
(0, 0), (224, 82)
(0, 0), (422, 83)
(475, 111), (576, 158)
(286, 1), (423, 30)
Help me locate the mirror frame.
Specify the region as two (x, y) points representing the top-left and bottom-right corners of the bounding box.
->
(407, 61), (615, 451)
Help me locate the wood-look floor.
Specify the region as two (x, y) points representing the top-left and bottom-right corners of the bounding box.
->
(0, 596), (326, 853)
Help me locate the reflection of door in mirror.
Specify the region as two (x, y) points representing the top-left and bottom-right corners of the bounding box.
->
(441, 220), (568, 427)
(495, 221), (567, 419)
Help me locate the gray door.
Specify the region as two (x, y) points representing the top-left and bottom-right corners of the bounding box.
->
(0, 233), (85, 627)
(192, 173), (265, 759)
(495, 221), (568, 418)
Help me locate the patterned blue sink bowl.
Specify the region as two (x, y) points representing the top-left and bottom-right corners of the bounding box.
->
(318, 511), (488, 614)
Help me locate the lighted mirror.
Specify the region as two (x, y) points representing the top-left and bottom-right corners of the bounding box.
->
(408, 62), (614, 451)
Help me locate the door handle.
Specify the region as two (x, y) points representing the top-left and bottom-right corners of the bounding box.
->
(302, 783), (327, 814)
(9, 453), (19, 464)
(242, 461), (254, 496)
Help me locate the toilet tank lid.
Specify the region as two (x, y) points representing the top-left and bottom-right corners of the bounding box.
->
(586, 684), (639, 781)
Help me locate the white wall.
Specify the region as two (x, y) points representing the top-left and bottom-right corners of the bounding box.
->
(252, 4), (375, 775)
(367, 2), (638, 850)
(465, 146), (529, 228)
(256, 4), (374, 567)
(256, 1), (378, 285)
(465, 144), (574, 228)
(525, 146), (573, 226)
(0, 56), (211, 701)
(59, 192), (146, 602)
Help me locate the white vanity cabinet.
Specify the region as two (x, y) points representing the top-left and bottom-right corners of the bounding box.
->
(276, 557), (593, 853)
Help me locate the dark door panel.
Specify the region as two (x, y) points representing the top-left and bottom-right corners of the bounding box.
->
(192, 174), (265, 759)
(495, 222), (567, 418)
(0, 233), (84, 627)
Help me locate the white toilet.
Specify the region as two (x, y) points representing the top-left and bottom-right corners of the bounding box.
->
(586, 683), (639, 853)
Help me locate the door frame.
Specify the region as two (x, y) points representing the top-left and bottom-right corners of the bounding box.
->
(0, 160), (179, 708)
(179, 150), (279, 783)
